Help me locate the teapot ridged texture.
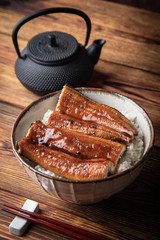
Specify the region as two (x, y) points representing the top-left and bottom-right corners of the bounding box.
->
(27, 32), (79, 64)
(15, 47), (93, 95)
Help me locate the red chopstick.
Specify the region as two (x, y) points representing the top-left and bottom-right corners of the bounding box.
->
(2, 204), (110, 240)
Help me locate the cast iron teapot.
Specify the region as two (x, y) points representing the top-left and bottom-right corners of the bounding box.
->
(12, 8), (106, 95)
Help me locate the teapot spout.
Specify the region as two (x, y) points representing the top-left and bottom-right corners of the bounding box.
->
(87, 39), (106, 65)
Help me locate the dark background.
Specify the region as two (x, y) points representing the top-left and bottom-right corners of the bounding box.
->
(1, 0), (160, 13)
(106, 0), (160, 13)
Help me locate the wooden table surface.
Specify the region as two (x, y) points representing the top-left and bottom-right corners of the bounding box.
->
(0, 0), (160, 239)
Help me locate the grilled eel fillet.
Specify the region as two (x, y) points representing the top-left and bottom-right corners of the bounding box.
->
(22, 120), (126, 166)
(47, 111), (131, 143)
(56, 85), (137, 139)
(18, 139), (114, 181)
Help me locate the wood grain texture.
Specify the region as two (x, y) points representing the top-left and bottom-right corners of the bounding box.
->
(0, 0), (160, 239)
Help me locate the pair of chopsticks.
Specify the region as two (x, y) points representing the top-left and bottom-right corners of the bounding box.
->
(2, 204), (110, 240)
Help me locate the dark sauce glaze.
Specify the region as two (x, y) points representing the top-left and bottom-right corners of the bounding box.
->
(47, 111), (131, 143)
(56, 85), (137, 138)
(24, 120), (125, 165)
(18, 139), (114, 181)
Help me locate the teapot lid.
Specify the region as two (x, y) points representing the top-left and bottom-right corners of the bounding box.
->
(27, 31), (79, 65)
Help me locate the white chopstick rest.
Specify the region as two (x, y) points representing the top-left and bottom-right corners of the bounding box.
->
(9, 199), (39, 236)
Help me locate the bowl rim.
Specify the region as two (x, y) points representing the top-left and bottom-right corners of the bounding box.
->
(11, 87), (155, 184)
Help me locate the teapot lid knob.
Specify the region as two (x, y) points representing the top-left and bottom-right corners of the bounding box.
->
(49, 34), (57, 47)
(27, 31), (79, 65)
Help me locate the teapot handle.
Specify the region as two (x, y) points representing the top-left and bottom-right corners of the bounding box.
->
(12, 8), (91, 59)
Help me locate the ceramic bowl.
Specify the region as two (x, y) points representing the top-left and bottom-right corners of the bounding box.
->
(11, 88), (154, 204)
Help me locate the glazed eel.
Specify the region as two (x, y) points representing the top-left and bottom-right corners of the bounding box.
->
(18, 139), (114, 181)
(20, 120), (126, 165)
(56, 85), (137, 140)
(18, 120), (126, 180)
(47, 111), (132, 143)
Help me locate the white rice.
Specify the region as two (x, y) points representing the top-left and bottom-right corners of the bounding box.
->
(116, 111), (144, 173)
(35, 109), (144, 177)
(42, 109), (53, 124)
(35, 165), (63, 178)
